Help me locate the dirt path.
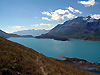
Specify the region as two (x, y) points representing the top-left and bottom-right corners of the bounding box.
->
(36, 55), (38, 62)
(40, 66), (47, 75)
(36, 55), (47, 75)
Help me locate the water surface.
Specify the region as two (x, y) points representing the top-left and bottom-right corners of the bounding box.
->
(8, 37), (100, 63)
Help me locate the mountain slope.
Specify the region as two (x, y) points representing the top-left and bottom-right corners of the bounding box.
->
(0, 30), (33, 38)
(13, 29), (49, 36)
(36, 16), (100, 41)
(0, 30), (9, 38)
(0, 37), (98, 75)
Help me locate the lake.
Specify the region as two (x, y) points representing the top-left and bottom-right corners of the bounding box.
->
(8, 37), (100, 63)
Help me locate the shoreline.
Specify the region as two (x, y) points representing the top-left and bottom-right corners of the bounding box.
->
(59, 56), (100, 73)
(35, 37), (100, 42)
(77, 38), (100, 42)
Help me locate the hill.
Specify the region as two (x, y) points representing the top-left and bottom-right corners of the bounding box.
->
(35, 16), (100, 41)
(13, 29), (49, 37)
(0, 30), (33, 38)
(0, 37), (98, 75)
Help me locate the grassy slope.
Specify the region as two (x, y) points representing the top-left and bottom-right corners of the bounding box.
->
(0, 37), (99, 75)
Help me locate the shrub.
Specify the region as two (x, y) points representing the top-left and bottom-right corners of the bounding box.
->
(1, 68), (12, 75)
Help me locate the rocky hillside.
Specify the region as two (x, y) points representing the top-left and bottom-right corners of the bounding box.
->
(60, 56), (100, 73)
(0, 37), (99, 75)
(36, 16), (100, 41)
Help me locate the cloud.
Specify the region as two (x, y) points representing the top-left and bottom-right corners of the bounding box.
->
(31, 23), (52, 26)
(64, 13), (75, 19)
(34, 16), (38, 19)
(78, 0), (96, 7)
(67, 6), (82, 14)
(8, 26), (23, 33)
(91, 14), (100, 19)
(40, 23), (52, 26)
(51, 9), (75, 21)
(41, 6), (82, 21)
(51, 9), (73, 21)
(42, 9), (76, 21)
(41, 11), (51, 16)
(8, 26), (22, 29)
(31, 24), (39, 26)
(42, 17), (51, 21)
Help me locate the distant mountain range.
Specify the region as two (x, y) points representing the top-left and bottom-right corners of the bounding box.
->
(0, 30), (33, 38)
(13, 29), (49, 37)
(35, 16), (100, 41)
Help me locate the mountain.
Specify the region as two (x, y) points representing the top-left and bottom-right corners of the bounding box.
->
(13, 29), (49, 37)
(0, 30), (33, 38)
(0, 30), (9, 38)
(35, 16), (100, 41)
(0, 37), (98, 75)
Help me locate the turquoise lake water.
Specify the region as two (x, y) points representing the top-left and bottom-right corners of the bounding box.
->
(8, 37), (100, 63)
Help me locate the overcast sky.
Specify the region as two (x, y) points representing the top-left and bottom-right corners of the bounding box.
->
(0, 0), (100, 33)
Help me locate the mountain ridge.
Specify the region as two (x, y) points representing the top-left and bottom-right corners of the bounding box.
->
(0, 29), (33, 38)
(13, 29), (49, 37)
(35, 16), (100, 41)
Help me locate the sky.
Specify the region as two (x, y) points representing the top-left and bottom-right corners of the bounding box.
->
(0, 0), (100, 33)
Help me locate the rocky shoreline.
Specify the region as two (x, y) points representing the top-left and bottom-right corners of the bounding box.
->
(59, 56), (100, 73)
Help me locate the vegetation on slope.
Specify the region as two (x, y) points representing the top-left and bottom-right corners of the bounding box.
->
(0, 37), (99, 75)
(35, 16), (100, 41)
